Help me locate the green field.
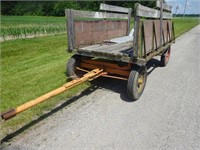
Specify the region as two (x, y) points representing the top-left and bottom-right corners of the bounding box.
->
(0, 16), (199, 139)
(173, 17), (200, 37)
(1, 16), (199, 40)
(0, 34), (90, 139)
(1, 16), (66, 39)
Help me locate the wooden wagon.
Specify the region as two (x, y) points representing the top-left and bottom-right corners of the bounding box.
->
(0, 1), (176, 121)
(65, 1), (175, 100)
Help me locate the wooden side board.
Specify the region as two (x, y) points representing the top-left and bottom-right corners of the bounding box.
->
(156, 0), (172, 12)
(133, 1), (174, 59)
(66, 9), (75, 51)
(66, 7), (131, 50)
(100, 3), (129, 13)
(73, 10), (128, 19)
(136, 4), (172, 19)
(74, 20), (128, 47)
(99, 3), (132, 35)
(135, 19), (175, 58)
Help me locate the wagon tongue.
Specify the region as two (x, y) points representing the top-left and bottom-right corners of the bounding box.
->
(1, 109), (16, 120)
(1, 68), (104, 121)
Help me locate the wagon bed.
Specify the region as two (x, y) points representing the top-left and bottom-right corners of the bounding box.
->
(77, 40), (133, 62)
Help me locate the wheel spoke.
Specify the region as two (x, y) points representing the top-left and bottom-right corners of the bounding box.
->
(137, 75), (145, 93)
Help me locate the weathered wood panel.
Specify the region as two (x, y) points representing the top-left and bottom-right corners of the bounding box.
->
(127, 8), (132, 35)
(74, 20), (128, 47)
(140, 20), (174, 56)
(80, 41), (132, 53)
(77, 41), (133, 62)
(99, 3), (132, 35)
(154, 20), (162, 47)
(136, 4), (172, 19)
(156, 0), (172, 12)
(66, 9), (75, 51)
(73, 10), (128, 19)
(143, 20), (153, 54)
(100, 3), (129, 13)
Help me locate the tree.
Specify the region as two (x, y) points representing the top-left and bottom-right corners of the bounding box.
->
(1, 1), (157, 16)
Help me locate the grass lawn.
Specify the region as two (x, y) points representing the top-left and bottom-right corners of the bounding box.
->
(0, 34), (90, 139)
(0, 16), (199, 139)
(173, 17), (199, 38)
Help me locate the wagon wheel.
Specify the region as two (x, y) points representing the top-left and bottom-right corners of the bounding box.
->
(127, 65), (147, 101)
(161, 46), (171, 67)
(66, 55), (83, 79)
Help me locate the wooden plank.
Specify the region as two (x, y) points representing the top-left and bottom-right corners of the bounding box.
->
(74, 20), (128, 47)
(80, 44), (105, 51)
(160, 0), (163, 47)
(73, 9), (128, 19)
(163, 12), (173, 19)
(156, 0), (172, 12)
(65, 9), (75, 51)
(133, 13), (140, 58)
(79, 41), (132, 55)
(127, 8), (132, 35)
(80, 44), (113, 51)
(143, 20), (154, 54)
(108, 42), (132, 53)
(136, 4), (172, 19)
(100, 3), (129, 13)
(77, 49), (131, 62)
(136, 4), (158, 18)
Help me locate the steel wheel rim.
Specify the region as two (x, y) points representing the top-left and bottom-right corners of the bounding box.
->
(137, 74), (145, 94)
(165, 49), (170, 63)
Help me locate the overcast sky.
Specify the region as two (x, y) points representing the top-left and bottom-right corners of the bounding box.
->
(165, 0), (200, 14)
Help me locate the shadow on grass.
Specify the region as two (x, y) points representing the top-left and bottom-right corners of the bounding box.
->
(1, 85), (99, 144)
(1, 58), (162, 144)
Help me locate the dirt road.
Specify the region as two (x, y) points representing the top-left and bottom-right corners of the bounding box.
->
(2, 25), (200, 150)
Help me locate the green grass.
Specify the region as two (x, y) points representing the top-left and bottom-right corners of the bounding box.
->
(1, 16), (66, 38)
(0, 16), (199, 139)
(173, 17), (199, 38)
(0, 34), (90, 139)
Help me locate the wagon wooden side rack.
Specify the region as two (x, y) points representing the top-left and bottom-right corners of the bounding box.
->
(66, 1), (175, 100)
(1, 1), (175, 121)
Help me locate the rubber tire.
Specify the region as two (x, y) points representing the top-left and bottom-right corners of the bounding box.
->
(161, 46), (171, 67)
(66, 55), (81, 79)
(127, 65), (147, 101)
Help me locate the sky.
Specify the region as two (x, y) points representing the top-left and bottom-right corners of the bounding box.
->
(165, 0), (200, 14)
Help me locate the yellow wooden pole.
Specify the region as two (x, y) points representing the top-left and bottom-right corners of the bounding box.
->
(1, 68), (103, 121)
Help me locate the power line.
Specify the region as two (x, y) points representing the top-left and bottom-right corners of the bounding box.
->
(175, 5), (179, 17)
(183, 0), (188, 17)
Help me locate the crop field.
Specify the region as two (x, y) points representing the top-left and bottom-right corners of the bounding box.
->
(0, 16), (199, 140)
(1, 16), (66, 40)
(1, 16), (199, 40)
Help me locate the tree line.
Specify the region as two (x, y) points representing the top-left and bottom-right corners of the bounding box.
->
(1, 1), (156, 16)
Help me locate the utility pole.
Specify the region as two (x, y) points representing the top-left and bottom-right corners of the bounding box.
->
(175, 5), (179, 17)
(183, 0), (188, 17)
